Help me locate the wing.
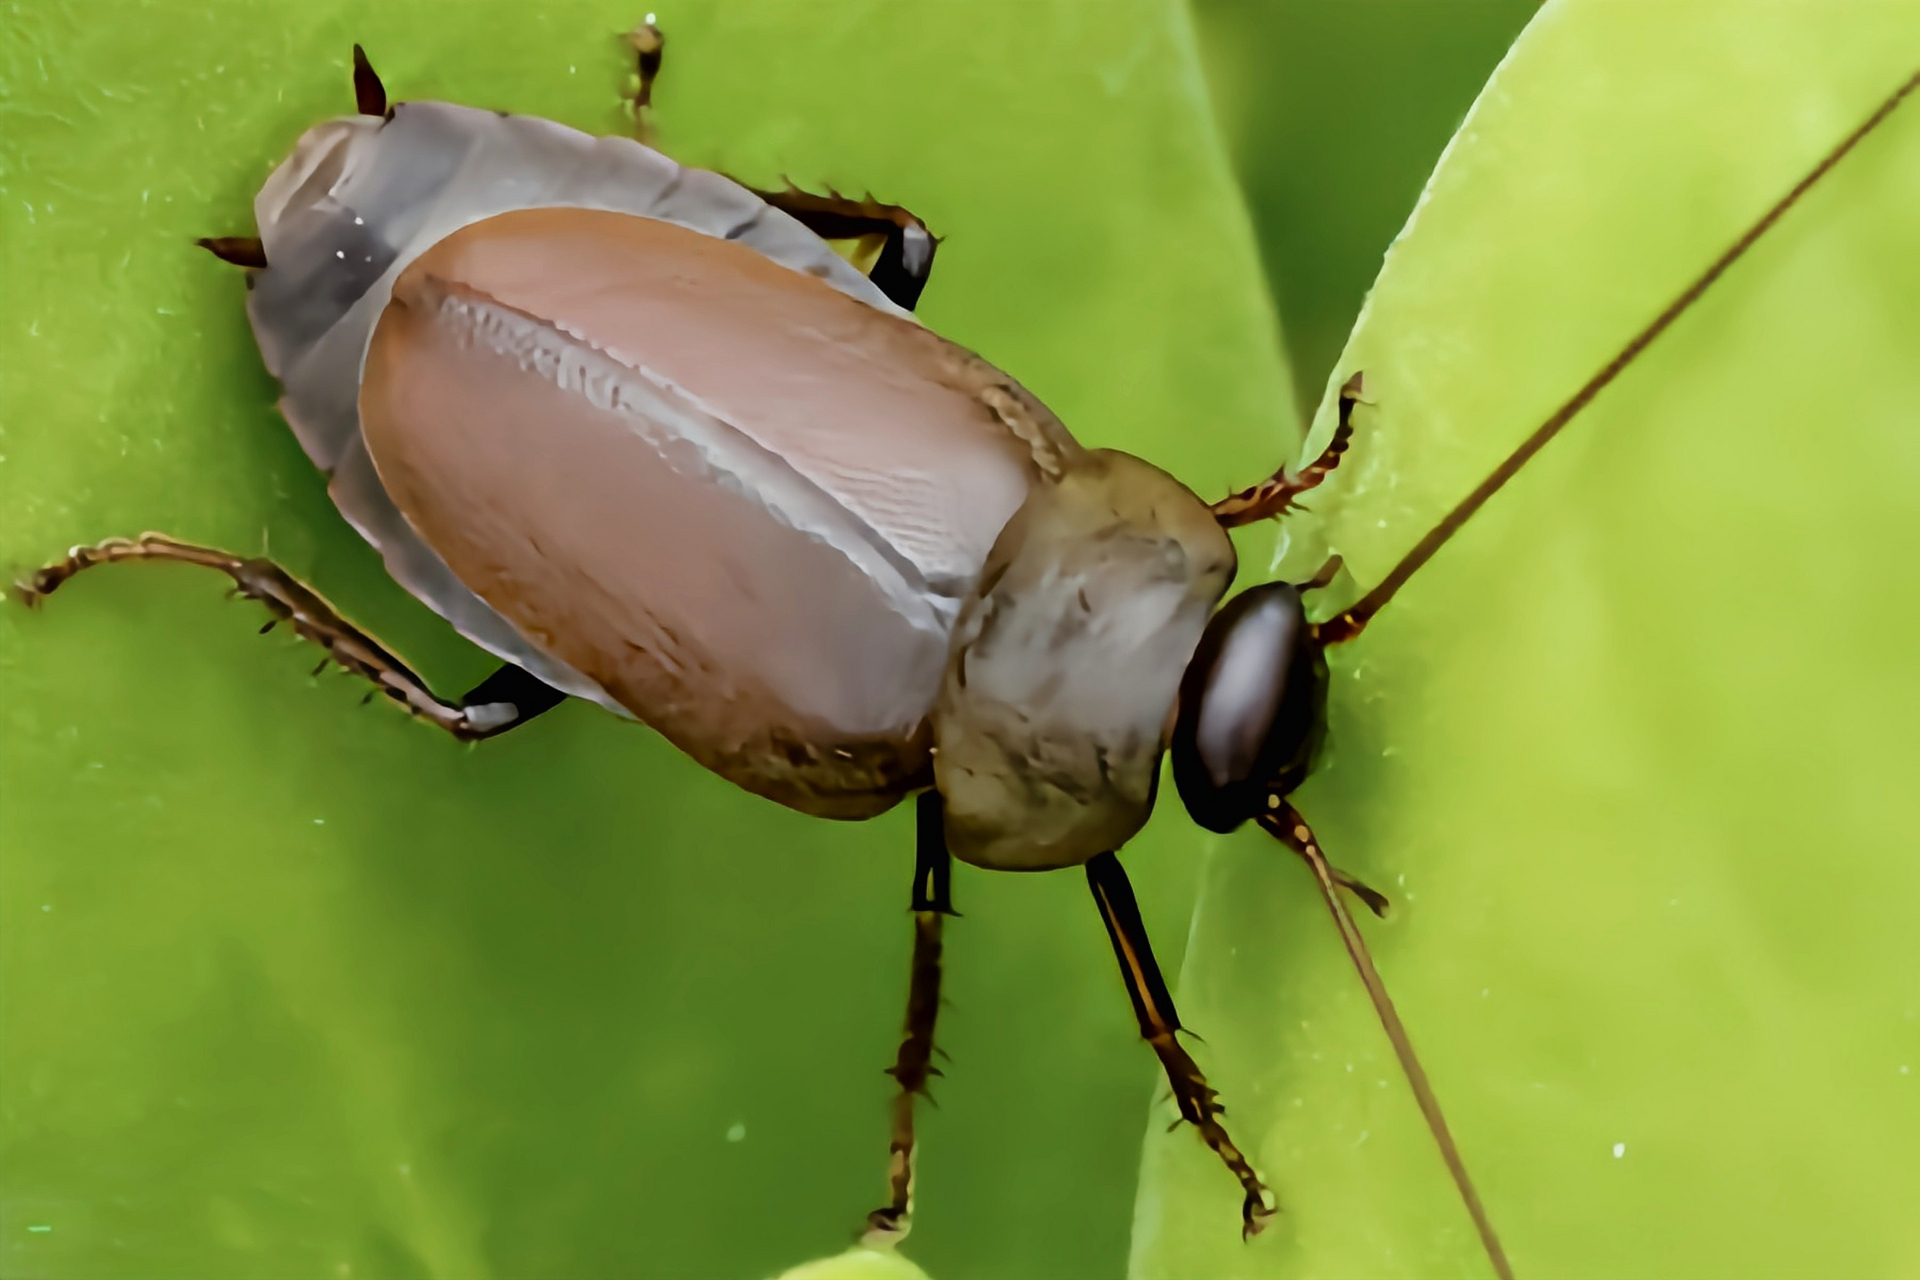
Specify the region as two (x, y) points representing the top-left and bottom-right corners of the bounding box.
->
(361, 208), (1071, 815)
(246, 104), (1079, 816)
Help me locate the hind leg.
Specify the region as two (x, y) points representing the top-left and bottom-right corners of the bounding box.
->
(16, 533), (563, 741)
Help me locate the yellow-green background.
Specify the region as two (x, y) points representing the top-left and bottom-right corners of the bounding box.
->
(4, 2), (1917, 1278)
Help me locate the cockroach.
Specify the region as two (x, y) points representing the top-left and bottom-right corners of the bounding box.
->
(17, 26), (1916, 1275)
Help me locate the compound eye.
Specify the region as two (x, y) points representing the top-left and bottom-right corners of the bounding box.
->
(1172, 583), (1327, 833)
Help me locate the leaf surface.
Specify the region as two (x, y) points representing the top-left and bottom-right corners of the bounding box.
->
(1135, 4), (1920, 1276)
(0, 3), (1292, 1276)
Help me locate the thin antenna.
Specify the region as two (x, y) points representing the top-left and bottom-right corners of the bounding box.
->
(1317, 67), (1920, 647)
(1264, 804), (1514, 1280)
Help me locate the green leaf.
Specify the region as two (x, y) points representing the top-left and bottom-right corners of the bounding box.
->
(0, 3), (1293, 1277)
(1137, 4), (1920, 1277)
(771, 1247), (930, 1280)
(1192, 0), (1540, 415)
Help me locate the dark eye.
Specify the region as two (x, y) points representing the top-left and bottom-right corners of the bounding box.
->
(1171, 583), (1328, 833)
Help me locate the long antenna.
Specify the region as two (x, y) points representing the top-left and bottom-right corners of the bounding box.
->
(1263, 805), (1513, 1279)
(1317, 67), (1920, 647)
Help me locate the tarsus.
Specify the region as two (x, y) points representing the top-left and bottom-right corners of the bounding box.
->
(1317, 67), (1920, 647)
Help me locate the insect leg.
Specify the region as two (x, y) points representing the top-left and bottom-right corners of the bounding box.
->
(13, 533), (556, 742)
(749, 186), (938, 312)
(457, 662), (568, 728)
(1085, 850), (1274, 1239)
(622, 19), (665, 143)
(1257, 801), (1513, 1280)
(863, 791), (955, 1245)
(1211, 372), (1364, 528)
(195, 237), (267, 269)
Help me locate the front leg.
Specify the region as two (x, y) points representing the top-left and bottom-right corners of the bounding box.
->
(1085, 851), (1274, 1238)
(1212, 372), (1365, 528)
(14, 533), (562, 741)
(863, 791), (956, 1246)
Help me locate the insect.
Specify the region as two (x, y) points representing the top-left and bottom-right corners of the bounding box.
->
(16, 23), (1915, 1275)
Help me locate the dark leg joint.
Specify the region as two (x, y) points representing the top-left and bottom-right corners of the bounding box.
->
(749, 185), (937, 312)
(460, 663), (568, 727)
(910, 791), (957, 914)
(196, 237), (268, 269)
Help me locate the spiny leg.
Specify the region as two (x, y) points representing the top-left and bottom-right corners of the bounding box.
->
(1085, 851), (1273, 1238)
(13, 533), (561, 742)
(750, 185), (937, 312)
(1212, 371), (1365, 528)
(864, 791), (955, 1245)
(1257, 800), (1512, 1280)
(617, 16), (932, 310)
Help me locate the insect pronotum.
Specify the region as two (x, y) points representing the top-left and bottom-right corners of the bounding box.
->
(16, 24), (1917, 1274)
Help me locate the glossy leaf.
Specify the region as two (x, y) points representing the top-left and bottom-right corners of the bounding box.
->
(1137, 3), (1920, 1277)
(0, 2), (1294, 1277)
(773, 1247), (930, 1280)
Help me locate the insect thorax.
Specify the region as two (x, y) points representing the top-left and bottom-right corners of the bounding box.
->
(932, 449), (1236, 870)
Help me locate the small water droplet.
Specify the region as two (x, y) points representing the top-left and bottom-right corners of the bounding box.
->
(1612, 1142), (1626, 1159)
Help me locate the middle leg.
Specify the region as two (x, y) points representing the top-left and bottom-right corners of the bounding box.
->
(750, 186), (937, 312)
(616, 19), (935, 311)
(621, 19), (666, 143)
(863, 790), (956, 1245)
